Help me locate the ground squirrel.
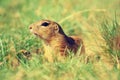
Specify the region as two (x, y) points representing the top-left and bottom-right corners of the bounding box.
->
(29, 20), (85, 61)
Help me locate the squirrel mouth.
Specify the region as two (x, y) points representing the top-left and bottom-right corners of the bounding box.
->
(34, 33), (39, 36)
(34, 33), (41, 38)
(34, 33), (37, 35)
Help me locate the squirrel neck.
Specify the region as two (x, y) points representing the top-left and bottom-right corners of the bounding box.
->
(44, 33), (75, 48)
(43, 32), (76, 55)
(45, 33), (67, 46)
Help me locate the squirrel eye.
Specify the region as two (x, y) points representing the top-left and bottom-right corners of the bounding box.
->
(41, 22), (49, 27)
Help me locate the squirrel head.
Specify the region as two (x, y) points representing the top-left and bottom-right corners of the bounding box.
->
(29, 20), (65, 40)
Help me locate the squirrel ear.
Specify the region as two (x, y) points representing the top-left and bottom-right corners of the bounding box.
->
(54, 24), (59, 33)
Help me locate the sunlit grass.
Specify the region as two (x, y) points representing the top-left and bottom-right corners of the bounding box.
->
(0, 0), (120, 80)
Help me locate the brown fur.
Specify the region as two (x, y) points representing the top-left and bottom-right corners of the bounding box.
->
(29, 20), (85, 61)
(111, 26), (120, 51)
(112, 36), (120, 50)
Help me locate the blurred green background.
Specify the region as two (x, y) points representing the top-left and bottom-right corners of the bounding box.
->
(0, 0), (119, 33)
(0, 0), (120, 80)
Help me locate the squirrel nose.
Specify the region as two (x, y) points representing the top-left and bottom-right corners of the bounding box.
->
(29, 26), (32, 29)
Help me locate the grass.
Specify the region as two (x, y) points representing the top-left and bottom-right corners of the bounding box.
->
(100, 18), (120, 69)
(0, 0), (120, 80)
